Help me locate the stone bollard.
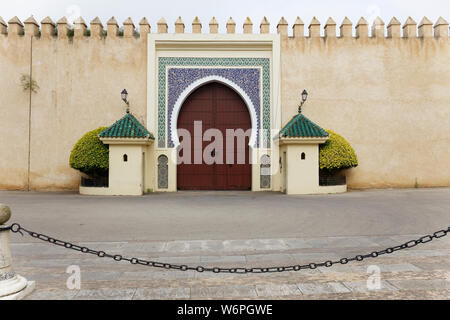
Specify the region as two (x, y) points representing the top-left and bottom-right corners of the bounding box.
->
(0, 204), (35, 300)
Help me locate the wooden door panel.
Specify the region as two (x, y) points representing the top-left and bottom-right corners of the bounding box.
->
(177, 82), (251, 190)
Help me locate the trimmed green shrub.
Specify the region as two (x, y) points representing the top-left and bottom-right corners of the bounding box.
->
(319, 129), (358, 172)
(69, 127), (109, 177)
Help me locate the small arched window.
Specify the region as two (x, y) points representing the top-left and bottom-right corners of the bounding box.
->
(158, 155), (169, 189)
(301, 152), (306, 160)
(123, 154), (128, 162)
(260, 155), (271, 189)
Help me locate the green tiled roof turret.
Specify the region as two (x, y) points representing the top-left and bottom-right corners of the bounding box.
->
(278, 113), (329, 138)
(99, 111), (154, 139)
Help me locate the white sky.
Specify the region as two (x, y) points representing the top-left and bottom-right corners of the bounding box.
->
(0, 0), (449, 35)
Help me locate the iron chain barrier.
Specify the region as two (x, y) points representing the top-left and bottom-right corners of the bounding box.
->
(2, 223), (450, 274)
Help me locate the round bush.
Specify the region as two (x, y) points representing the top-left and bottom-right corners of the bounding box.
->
(69, 127), (109, 176)
(319, 129), (358, 172)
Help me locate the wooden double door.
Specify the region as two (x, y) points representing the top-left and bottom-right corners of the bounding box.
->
(177, 82), (252, 190)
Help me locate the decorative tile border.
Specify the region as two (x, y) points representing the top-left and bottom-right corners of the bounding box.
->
(158, 57), (270, 148)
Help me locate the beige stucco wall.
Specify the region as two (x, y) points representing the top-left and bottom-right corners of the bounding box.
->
(0, 18), (449, 191)
(0, 32), (148, 190)
(280, 36), (450, 188)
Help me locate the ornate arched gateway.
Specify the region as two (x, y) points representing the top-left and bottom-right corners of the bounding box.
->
(177, 82), (252, 190)
(86, 32), (341, 195)
(146, 34), (282, 193)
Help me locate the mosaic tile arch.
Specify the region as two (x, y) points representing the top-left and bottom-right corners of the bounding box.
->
(158, 57), (271, 148)
(168, 70), (260, 148)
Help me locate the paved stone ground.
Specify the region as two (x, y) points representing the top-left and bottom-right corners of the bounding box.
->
(10, 234), (450, 299)
(1, 189), (449, 299)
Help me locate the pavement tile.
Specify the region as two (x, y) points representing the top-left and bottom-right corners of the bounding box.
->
(320, 263), (421, 274)
(222, 239), (288, 252)
(151, 255), (202, 264)
(222, 285), (258, 298)
(25, 288), (79, 300)
(394, 249), (449, 258)
(290, 252), (340, 264)
(117, 241), (167, 253)
(164, 240), (210, 253)
(283, 238), (313, 249)
(343, 280), (399, 293)
(318, 236), (380, 248)
(74, 288), (136, 300)
(255, 284), (302, 297)
(388, 279), (450, 291)
(296, 282), (350, 295)
(190, 286), (226, 299)
(194, 271), (249, 279)
(411, 261), (450, 271)
(17, 272), (68, 283)
(199, 255), (246, 263)
(378, 263), (422, 272)
(121, 270), (196, 280)
(133, 287), (190, 299)
(191, 285), (257, 299)
(246, 253), (294, 264)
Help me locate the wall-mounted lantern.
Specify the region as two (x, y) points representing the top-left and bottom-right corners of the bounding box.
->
(121, 89), (130, 112)
(298, 89), (308, 113)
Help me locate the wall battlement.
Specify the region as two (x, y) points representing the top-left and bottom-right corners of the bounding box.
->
(0, 15), (448, 41)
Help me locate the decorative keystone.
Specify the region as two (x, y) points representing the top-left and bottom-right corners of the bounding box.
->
(293, 17), (304, 38)
(434, 16), (449, 38)
(40, 16), (55, 38)
(209, 17), (218, 34)
(308, 17), (320, 38)
(387, 17), (401, 38)
(57, 17), (69, 39)
(418, 16), (433, 38)
(324, 17), (336, 38)
(277, 17), (288, 38)
(74, 16), (87, 38)
(123, 17), (135, 37)
(139, 17), (151, 36)
(24, 15), (39, 37)
(356, 17), (368, 38)
(192, 16), (201, 34)
(157, 17), (168, 33)
(107, 17), (119, 37)
(260, 16), (270, 34)
(8, 16), (24, 37)
(402, 16), (417, 38)
(0, 204), (11, 225)
(226, 17), (236, 34)
(175, 16), (184, 34)
(340, 17), (352, 38)
(90, 16), (103, 38)
(0, 16), (6, 34)
(372, 17), (385, 38)
(243, 17), (253, 34)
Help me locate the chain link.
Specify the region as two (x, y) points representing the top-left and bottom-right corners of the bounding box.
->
(3, 223), (450, 274)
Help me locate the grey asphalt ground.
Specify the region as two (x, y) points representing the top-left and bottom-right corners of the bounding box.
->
(1, 188), (449, 242)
